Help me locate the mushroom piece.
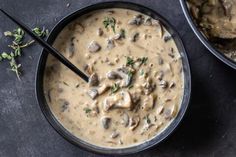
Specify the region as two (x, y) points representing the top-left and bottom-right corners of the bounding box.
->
(162, 105), (177, 120)
(97, 28), (103, 36)
(97, 84), (110, 95)
(101, 116), (111, 129)
(88, 73), (99, 87)
(87, 84), (110, 100)
(142, 94), (156, 111)
(159, 80), (168, 89)
(88, 41), (101, 53)
(103, 91), (132, 111)
(91, 100), (99, 114)
(84, 64), (94, 75)
(87, 89), (98, 99)
(143, 17), (152, 26)
(129, 116), (140, 131)
(58, 99), (69, 112)
(121, 112), (129, 127)
(163, 105), (177, 120)
(128, 14), (143, 25)
(130, 32), (139, 42)
(113, 33), (121, 40)
(142, 77), (156, 95)
(107, 38), (115, 49)
(106, 67), (132, 87)
(74, 23), (84, 34)
(110, 131), (119, 139)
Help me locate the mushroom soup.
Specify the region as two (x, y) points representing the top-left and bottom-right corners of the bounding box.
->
(44, 8), (184, 148)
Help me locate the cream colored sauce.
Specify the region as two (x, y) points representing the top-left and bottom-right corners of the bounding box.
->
(43, 9), (184, 148)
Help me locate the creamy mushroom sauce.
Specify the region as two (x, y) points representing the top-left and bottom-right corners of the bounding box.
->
(43, 9), (184, 148)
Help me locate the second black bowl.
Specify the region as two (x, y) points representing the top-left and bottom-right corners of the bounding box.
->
(180, 0), (236, 70)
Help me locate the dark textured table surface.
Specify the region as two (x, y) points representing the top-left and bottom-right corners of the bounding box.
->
(0, 0), (236, 157)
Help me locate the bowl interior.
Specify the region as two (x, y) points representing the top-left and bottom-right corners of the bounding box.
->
(36, 1), (191, 155)
(179, 0), (236, 70)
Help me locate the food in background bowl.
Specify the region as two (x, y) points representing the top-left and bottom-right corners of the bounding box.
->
(187, 0), (236, 61)
(43, 8), (185, 148)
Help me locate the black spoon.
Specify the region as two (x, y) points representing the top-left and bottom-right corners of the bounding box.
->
(0, 9), (89, 82)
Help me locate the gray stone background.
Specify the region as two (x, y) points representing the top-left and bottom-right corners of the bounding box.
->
(0, 0), (236, 156)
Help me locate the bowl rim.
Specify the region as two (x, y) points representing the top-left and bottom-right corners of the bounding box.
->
(35, 1), (192, 155)
(179, 0), (236, 70)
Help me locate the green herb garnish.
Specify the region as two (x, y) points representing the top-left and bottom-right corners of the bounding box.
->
(0, 27), (49, 79)
(83, 107), (92, 114)
(120, 29), (125, 38)
(111, 83), (120, 94)
(126, 56), (135, 67)
(32, 27), (49, 38)
(103, 17), (116, 33)
(4, 28), (24, 44)
(137, 57), (148, 66)
(63, 81), (69, 86)
(128, 85), (133, 89)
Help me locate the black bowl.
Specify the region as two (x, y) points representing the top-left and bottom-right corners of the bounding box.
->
(36, 1), (191, 155)
(179, 0), (236, 70)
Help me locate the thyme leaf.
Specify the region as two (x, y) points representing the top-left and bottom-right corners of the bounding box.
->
(103, 17), (116, 33)
(126, 56), (135, 67)
(111, 83), (120, 94)
(83, 107), (92, 114)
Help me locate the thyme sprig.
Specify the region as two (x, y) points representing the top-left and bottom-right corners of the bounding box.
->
(126, 56), (148, 67)
(0, 27), (49, 79)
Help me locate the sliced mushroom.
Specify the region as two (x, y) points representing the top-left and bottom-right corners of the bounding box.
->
(84, 64), (94, 75)
(128, 14), (143, 25)
(97, 84), (110, 95)
(103, 91), (132, 111)
(113, 33), (121, 40)
(143, 17), (152, 26)
(88, 73), (99, 87)
(169, 82), (176, 88)
(163, 105), (177, 120)
(88, 41), (101, 53)
(159, 80), (168, 89)
(110, 131), (119, 139)
(130, 32), (139, 42)
(74, 23), (84, 34)
(107, 38), (115, 49)
(142, 77), (156, 95)
(129, 116), (140, 131)
(163, 34), (172, 42)
(157, 71), (164, 80)
(101, 116), (111, 129)
(130, 91), (141, 105)
(58, 99), (69, 112)
(106, 67), (132, 87)
(152, 20), (164, 37)
(142, 94), (156, 111)
(87, 89), (98, 99)
(156, 105), (164, 115)
(97, 28), (103, 36)
(106, 71), (122, 79)
(91, 100), (99, 114)
(121, 112), (129, 127)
